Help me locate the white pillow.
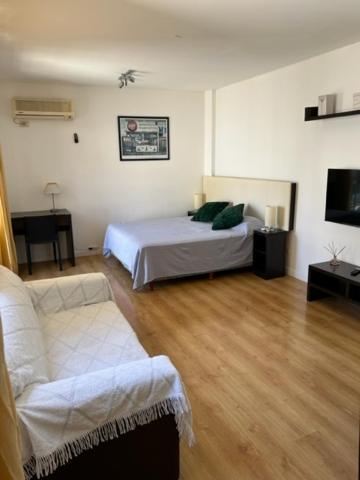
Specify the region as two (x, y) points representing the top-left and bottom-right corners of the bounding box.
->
(0, 266), (48, 397)
(231, 216), (264, 232)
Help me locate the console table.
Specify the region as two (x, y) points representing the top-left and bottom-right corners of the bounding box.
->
(307, 261), (360, 306)
(11, 209), (75, 266)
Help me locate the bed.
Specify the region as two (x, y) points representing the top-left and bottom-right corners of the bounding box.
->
(104, 215), (263, 289)
(103, 175), (296, 289)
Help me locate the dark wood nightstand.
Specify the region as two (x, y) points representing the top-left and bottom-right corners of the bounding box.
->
(187, 209), (198, 216)
(253, 229), (287, 279)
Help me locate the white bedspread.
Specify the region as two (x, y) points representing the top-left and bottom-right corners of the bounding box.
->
(18, 355), (193, 479)
(15, 274), (193, 479)
(40, 301), (148, 381)
(104, 215), (263, 289)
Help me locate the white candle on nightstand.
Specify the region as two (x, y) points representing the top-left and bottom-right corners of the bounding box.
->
(274, 206), (280, 229)
(265, 205), (276, 229)
(194, 193), (205, 210)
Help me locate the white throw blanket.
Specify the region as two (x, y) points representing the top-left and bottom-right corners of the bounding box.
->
(17, 355), (194, 479)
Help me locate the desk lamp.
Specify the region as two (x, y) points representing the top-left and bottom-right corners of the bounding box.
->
(44, 182), (61, 212)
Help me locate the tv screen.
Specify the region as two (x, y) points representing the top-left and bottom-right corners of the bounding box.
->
(325, 169), (360, 227)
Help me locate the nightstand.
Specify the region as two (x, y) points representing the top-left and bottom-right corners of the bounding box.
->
(187, 209), (198, 216)
(253, 229), (287, 279)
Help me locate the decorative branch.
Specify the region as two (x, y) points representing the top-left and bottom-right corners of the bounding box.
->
(324, 242), (345, 257)
(324, 242), (345, 266)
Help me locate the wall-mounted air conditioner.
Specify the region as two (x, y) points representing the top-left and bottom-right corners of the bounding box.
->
(12, 98), (74, 120)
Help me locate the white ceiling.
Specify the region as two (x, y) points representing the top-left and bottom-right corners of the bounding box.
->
(1, 0), (360, 91)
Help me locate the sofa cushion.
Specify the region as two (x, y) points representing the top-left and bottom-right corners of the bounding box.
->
(26, 272), (115, 316)
(40, 300), (148, 381)
(0, 266), (48, 397)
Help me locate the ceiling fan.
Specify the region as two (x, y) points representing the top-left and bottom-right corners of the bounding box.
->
(118, 70), (138, 88)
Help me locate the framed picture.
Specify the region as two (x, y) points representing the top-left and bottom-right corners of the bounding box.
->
(118, 116), (170, 161)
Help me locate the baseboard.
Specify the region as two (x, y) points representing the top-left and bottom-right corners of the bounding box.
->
(75, 248), (102, 258)
(17, 249), (101, 265)
(286, 265), (307, 283)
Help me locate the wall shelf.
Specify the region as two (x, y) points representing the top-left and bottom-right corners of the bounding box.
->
(304, 106), (360, 122)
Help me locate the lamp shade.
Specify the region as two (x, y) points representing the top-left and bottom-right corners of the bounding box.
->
(194, 193), (205, 210)
(44, 182), (61, 195)
(264, 205), (276, 229)
(274, 206), (280, 229)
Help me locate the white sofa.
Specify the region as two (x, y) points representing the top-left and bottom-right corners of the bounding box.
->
(0, 266), (192, 480)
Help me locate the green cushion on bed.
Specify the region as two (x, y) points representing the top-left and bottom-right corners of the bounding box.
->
(212, 203), (245, 230)
(191, 202), (230, 222)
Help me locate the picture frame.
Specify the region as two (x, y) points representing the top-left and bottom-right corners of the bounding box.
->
(118, 116), (170, 161)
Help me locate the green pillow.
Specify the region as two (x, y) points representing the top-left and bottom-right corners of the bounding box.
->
(212, 203), (245, 230)
(192, 202), (230, 222)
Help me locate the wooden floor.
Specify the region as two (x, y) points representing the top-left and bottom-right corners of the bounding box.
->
(20, 256), (360, 480)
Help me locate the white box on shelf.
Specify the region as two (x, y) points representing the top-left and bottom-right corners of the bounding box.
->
(353, 92), (360, 110)
(318, 94), (336, 115)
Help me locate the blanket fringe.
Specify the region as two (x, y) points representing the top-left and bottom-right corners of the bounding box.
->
(23, 395), (194, 480)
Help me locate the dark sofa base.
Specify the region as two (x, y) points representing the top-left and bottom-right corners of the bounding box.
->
(30, 415), (179, 480)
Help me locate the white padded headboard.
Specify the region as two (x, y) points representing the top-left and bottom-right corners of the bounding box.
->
(203, 175), (296, 231)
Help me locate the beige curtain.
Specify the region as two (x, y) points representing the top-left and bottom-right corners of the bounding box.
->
(0, 146), (23, 479)
(0, 147), (18, 272)
(0, 319), (24, 480)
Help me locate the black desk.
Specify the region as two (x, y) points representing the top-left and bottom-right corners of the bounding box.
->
(11, 209), (75, 266)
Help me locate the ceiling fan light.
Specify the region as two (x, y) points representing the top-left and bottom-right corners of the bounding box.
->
(118, 69), (138, 88)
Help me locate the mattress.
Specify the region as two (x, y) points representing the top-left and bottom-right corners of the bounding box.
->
(103, 216), (263, 289)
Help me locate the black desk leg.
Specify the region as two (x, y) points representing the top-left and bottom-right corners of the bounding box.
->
(66, 223), (76, 266)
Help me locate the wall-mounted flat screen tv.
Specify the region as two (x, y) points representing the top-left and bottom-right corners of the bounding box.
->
(325, 169), (360, 227)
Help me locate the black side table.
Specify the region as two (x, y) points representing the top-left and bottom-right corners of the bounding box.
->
(253, 229), (287, 279)
(307, 261), (360, 305)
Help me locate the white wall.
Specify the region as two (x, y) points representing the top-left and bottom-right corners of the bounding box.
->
(204, 90), (215, 176)
(213, 42), (360, 280)
(0, 82), (204, 262)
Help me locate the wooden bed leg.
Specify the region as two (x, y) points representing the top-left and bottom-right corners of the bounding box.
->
(209, 272), (215, 280)
(149, 282), (155, 291)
